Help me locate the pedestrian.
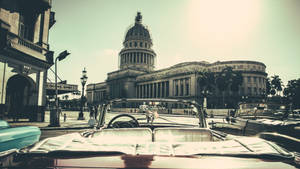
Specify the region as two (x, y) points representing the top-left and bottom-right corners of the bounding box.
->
(64, 113), (67, 122)
(210, 110), (214, 118)
(94, 105), (98, 120)
(90, 107), (94, 119)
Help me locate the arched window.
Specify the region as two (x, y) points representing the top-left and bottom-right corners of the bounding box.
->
(140, 42), (143, 47)
(129, 42), (132, 47)
(134, 42), (137, 47)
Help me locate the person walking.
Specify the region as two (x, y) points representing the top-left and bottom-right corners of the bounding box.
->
(63, 113), (67, 122)
(94, 105), (98, 120)
(89, 107), (94, 119)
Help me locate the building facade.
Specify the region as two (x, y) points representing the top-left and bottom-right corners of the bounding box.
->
(87, 12), (267, 108)
(0, 0), (54, 121)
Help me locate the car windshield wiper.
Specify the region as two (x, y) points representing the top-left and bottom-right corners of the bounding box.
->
(29, 150), (126, 158)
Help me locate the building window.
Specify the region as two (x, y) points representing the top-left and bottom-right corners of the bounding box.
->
(134, 53), (136, 63)
(158, 83), (161, 98)
(248, 87), (252, 95)
(137, 53), (140, 63)
(140, 42), (143, 47)
(19, 14), (36, 41)
(180, 80), (184, 96)
(174, 80), (179, 96)
(253, 77), (257, 82)
(154, 84), (157, 98)
(166, 81), (169, 97)
(240, 87), (244, 95)
(145, 43), (148, 48)
(185, 81), (189, 96)
(141, 53), (143, 63)
(129, 42), (132, 47)
(134, 42), (137, 47)
(247, 77), (251, 83)
(162, 82), (165, 97)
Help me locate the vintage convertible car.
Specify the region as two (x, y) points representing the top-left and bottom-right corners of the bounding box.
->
(0, 98), (299, 168)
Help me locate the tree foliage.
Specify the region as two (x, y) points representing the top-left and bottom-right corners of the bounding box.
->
(197, 67), (243, 108)
(270, 75), (283, 96)
(284, 78), (300, 109)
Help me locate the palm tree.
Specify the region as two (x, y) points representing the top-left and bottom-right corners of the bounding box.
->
(266, 78), (272, 96)
(216, 67), (243, 108)
(198, 71), (217, 108)
(271, 75), (283, 95)
(197, 71), (216, 93)
(284, 78), (300, 109)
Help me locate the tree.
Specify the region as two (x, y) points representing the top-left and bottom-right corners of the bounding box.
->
(64, 95), (69, 100)
(197, 71), (216, 94)
(216, 67), (244, 107)
(284, 78), (300, 109)
(265, 77), (272, 96)
(271, 75), (283, 96)
(230, 71), (243, 94)
(197, 71), (216, 109)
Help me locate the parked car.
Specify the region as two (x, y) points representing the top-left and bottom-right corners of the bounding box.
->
(0, 120), (41, 155)
(1, 98), (299, 168)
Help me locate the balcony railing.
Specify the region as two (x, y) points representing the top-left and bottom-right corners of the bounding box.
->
(17, 38), (43, 53)
(3, 31), (53, 63)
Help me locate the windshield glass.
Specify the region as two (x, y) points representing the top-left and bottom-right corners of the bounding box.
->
(95, 99), (205, 128)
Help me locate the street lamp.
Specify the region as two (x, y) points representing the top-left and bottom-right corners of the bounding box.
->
(78, 67), (88, 120)
(49, 50), (70, 127)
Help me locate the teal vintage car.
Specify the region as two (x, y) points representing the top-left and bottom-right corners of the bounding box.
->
(0, 120), (41, 153)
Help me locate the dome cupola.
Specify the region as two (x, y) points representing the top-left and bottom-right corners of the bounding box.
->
(119, 12), (156, 72)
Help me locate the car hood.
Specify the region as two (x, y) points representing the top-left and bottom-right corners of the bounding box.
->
(28, 132), (291, 156)
(11, 154), (299, 169)
(6, 131), (298, 168)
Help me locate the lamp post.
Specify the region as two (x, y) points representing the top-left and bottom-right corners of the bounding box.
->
(49, 50), (70, 127)
(78, 68), (88, 120)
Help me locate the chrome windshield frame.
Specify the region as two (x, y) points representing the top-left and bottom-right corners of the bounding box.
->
(96, 98), (207, 128)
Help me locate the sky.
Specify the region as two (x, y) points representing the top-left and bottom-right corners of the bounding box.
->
(48, 0), (300, 92)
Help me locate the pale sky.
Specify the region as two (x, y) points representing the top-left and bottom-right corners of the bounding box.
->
(48, 0), (300, 90)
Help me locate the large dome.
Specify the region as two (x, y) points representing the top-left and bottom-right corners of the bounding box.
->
(124, 12), (152, 44)
(119, 12), (156, 72)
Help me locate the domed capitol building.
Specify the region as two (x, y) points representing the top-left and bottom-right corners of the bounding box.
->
(86, 12), (267, 108)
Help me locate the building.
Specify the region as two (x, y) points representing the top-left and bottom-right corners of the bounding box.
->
(0, 0), (55, 121)
(87, 12), (267, 109)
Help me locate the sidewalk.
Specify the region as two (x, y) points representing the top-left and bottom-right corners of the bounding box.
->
(7, 111), (93, 130)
